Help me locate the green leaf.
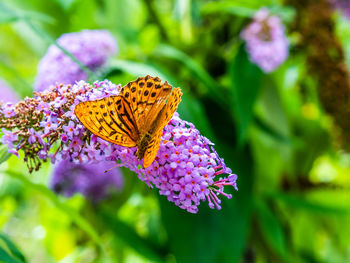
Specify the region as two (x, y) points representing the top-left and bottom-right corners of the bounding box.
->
(253, 75), (291, 144)
(177, 93), (216, 142)
(159, 146), (254, 263)
(0, 234), (26, 263)
(200, 2), (295, 23)
(254, 199), (287, 259)
(98, 209), (165, 262)
(107, 60), (175, 84)
(268, 5), (296, 24)
(201, 2), (257, 18)
(53, 0), (79, 11)
(0, 247), (23, 263)
(230, 45), (262, 145)
(0, 3), (54, 24)
(4, 170), (103, 249)
(0, 59), (33, 97)
(268, 192), (350, 215)
(154, 44), (224, 103)
(253, 115), (290, 144)
(0, 146), (12, 165)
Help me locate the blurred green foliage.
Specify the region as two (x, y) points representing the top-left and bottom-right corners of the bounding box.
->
(1, 0), (350, 262)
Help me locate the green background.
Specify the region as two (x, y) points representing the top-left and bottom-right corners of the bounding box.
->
(0, 0), (350, 262)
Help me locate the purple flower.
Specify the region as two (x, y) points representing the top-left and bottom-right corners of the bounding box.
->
(40, 119), (58, 135)
(63, 121), (79, 138)
(34, 29), (118, 92)
(70, 137), (83, 151)
(28, 128), (37, 144)
(72, 112), (237, 214)
(50, 160), (124, 202)
(241, 8), (289, 72)
(38, 149), (47, 160)
(331, 0), (350, 19)
(0, 79), (237, 213)
(1, 103), (16, 118)
(1, 128), (18, 148)
(36, 101), (50, 112)
(0, 79), (19, 103)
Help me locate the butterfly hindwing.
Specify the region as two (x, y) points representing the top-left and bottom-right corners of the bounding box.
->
(142, 87), (182, 167)
(120, 76), (172, 134)
(143, 81), (174, 132)
(143, 128), (163, 168)
(159, 87), (182, 128)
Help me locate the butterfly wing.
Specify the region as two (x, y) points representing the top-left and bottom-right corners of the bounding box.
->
(74, 96), (138, 147)
(142, 87), (183, 168)
(75, 76), (182, 168)
(119, 75), (173, 134)
(142, 128), (163, 168)
(157, 87), (182, 129)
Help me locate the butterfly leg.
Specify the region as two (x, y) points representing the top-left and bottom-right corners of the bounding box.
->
(104, 162), (124, 173)
(153, 158), (161, 177)
(161, 139), (173, 145)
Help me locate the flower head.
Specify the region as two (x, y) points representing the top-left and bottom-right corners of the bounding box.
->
(0, 79), (237, 213)
(51, 160), (124, 202)
(241, 8), (289, 72)
(34, 29), (118, 92)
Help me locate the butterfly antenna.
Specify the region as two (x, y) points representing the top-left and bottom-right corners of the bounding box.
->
(104, 163), (123, 173)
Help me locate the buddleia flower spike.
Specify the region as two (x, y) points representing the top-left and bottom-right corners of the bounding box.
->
(0, 77), (238, 213)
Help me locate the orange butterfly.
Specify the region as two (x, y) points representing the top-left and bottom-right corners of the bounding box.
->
(74, 76), (182, 168)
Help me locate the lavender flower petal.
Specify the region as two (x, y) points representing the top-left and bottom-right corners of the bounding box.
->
(0, 79), (19, 103)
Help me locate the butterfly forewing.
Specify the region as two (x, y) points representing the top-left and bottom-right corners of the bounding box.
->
(74, 98), (136, 147)
(112, 96), (139, 141)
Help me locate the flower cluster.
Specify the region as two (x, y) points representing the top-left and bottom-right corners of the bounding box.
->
(0, 79), (19, 103)
(34, 30), (117, 92)
(241, 8), (289, 72)
(0, 79), (237, 213)
(51, 160), (124, 202)
(331, 0), (350, 19)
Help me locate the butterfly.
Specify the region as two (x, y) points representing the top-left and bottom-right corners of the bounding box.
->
(74, 75), (182, 168)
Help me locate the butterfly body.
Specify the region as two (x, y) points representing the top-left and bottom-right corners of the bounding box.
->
(136, 133), (152, 160)
(75, 76), (182, 168)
